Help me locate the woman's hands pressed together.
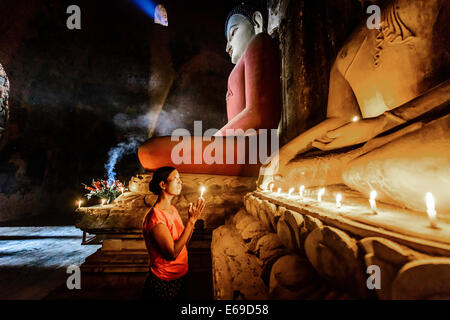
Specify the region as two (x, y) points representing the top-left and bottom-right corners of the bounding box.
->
(188, 197), (206, 224)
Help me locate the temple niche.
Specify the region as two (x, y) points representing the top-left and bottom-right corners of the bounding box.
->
(74, 0), (450, 301)
(154, 4), (168, 26)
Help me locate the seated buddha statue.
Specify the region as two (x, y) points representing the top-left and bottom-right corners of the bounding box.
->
(138, 2), (281, 176)
(259, 0), (450, 214)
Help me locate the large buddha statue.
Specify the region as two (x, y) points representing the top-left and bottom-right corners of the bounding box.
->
(259, 0), (450, 214)
(138, 2), (281, 176)
(214, 3), (281, 136)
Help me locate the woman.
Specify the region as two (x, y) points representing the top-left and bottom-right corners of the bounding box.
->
(142, 166), (205, 300)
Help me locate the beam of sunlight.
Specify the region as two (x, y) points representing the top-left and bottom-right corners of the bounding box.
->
(131, 0), (157, 19)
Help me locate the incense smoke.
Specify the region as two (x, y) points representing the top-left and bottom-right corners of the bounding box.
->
(105, 135), (145, 184)
(104, 112), (151, 184)
(105, 106), (186, 184)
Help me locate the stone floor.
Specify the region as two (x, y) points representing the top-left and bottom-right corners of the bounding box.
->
(0, 225), (213, 300)
(0, 226), (101, 299)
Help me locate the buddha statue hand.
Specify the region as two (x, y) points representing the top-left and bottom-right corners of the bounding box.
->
(257, 149), (288, 190)
(311, 116), (389, 151)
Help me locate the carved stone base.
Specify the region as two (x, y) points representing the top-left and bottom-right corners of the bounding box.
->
(236, 191), (450, 299)
(211, 207), (356, 300)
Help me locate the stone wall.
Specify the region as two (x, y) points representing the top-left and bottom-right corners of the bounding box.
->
(212, 206), (354, 299)
(211, 192), (450, 300)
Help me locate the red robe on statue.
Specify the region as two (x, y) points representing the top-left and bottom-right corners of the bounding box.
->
(138, 33), (281, 176)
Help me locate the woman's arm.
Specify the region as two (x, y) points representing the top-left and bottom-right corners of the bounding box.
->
(150, 198), (205, 261)
(150, 220), (195, 261)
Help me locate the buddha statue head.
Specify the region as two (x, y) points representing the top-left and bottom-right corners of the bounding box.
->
(225, 2), (266, 64)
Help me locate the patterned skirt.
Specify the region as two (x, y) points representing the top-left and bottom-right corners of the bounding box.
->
(142, 271), (188, 301)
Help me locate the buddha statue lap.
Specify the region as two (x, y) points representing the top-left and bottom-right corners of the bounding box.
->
(138, 3), (281, 176)
(258, 0), (450, 214)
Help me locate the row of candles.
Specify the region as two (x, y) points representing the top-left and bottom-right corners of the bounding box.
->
(76, 187), (126, 209)
(264, 183), (440, 230)
(76, 186), (207, 209)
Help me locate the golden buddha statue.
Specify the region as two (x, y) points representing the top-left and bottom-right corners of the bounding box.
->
(259, 0), (450, 215)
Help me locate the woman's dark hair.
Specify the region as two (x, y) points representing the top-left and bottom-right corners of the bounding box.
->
(149, 166), (176, 195)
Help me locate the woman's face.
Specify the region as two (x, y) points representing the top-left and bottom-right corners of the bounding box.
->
(163, 170), (182, 196)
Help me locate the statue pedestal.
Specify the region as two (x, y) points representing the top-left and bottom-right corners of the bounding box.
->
(238, 188), (450, 299)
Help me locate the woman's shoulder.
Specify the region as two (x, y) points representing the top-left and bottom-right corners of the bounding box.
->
(143, 206), (168, 228)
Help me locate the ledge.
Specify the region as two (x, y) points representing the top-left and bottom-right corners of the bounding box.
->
(253, 185), (450, 257)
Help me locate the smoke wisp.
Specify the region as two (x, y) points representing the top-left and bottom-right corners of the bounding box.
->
(106, 105), (187, 183)
(105, 134), (144, 184)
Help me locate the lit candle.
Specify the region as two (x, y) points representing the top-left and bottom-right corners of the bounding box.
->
(336, 194), (342, 208)
(369, 190), (377, 214)
(299, 185), (305, 199)
(269, 183), (274, 193)
(101, 199), (106, 206)
(120, 187), (124, 194)
(200, 186), (206, 199)
(352, 116), (360, 122)
(426, 192), (439, 229)
(288, 187), (294, 197)
(277, 188), (282, 194)
(318, 188), (325, 202)
(77, 200), (82, 209)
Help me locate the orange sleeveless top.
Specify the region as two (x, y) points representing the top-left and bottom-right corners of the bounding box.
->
(142, 205), (188, 280)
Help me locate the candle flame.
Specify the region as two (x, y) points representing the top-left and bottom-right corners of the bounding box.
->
(426, 192), (437, 227)
(288, 187), (294, 197)
(299, 185), (305, 198)
(352, 116), (360, 122)
(318, 188), (325, 202)
(269, 183), (274, 192)
(77, 200), (82, 208)
(101, 199), (106, 206)
(277, 188), (282, 194)
(426, 192), (435, 213)
(200, 186), (206, 198)
(369, 190), (377, 213)
(336, 194), (342, 208)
